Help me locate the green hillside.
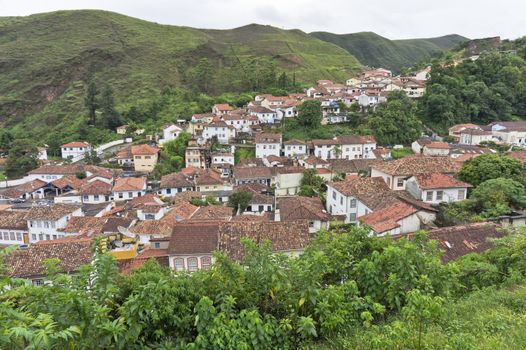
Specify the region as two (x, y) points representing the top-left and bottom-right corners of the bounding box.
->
(0, 10), (361, 140)
(310, 31), (468, 72)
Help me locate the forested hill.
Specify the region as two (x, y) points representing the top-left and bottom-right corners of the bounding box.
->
(0, 10), (361, 133)
(310, 31), (468, 72)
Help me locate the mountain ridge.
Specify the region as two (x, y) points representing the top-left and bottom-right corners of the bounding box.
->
(310, 31), (468, 72)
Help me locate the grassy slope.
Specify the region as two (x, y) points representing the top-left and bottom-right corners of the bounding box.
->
(316, 284), (526, 349)
(310, 31), (468, 72)
(0, 10), (362, 140)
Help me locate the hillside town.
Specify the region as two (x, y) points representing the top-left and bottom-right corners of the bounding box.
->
(1, 66), (524, 285)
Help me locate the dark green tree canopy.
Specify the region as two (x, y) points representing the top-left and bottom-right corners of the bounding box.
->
(297, 100), (323, 128)
(228, 190), (253, 214)
(457, 153), (525, 187)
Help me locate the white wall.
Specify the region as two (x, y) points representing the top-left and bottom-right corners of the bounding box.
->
(283, 145), (307, 157)
(256, 143), (281, 158)
(113, 190), (145, 201)
(169, 255), (214, 272)
(326, 185), (371, 223)
(28, 208), (83, 243)
(0, 229), (26, 245)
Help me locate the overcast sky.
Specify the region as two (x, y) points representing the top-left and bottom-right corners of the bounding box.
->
(1, 0), (524, 40)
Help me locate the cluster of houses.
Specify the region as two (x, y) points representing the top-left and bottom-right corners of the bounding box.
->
(1, 67), (525, 285)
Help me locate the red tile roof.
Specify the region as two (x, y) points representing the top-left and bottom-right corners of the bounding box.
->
(168, 222), (220, 255)
(277, 196), (329, 221)
(131, 144), (159, 155)
(425, 141), (449, 149)
(413, 173), (472, 189)
(112, 177), (146, 192)
(160, 173), (194, 189)
(360, 202), (418, 234)
(255, 133), (282, 144)
(3, 238), (92, 278)
(80, 180), (112, 195)
(329, 177), (396, 210)
(0, 211), (28, 230)
(51, 176), (84, 190)
(372, 155), (458, 176)
(61, 141), (90, 148)
(25, 204), (81, 221)
(218, 220), (310, 261)
(189, 205), (233, 221)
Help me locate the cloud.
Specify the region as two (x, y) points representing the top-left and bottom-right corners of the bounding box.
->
(0, 0), (524, 39)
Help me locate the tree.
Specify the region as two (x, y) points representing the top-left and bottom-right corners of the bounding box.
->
(193, 58), (214, 93)
(84, 150), (101, 165)
(228, 191), (253, 214)
(277, 72), (290, 89)
(5, 139), (39, 178)
(98, 84), (121, 130)
(153, 133), (190, 178)
(469, 178), (526, 217)
(457, 153), (525, 187)
(0, 130), (13, 150)
(84, 80), (98, 125)
(299, 169), (326, 197)
(297, 100), (322, 128)
(367, 91), (422, 145)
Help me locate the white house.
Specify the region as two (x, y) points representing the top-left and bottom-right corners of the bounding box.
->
(326, 177), (390, 223)
(0, 211), (28, 245)
(61, 142), (91, 159)
(25, 204), (83, 243)
(283, 139), (307, 157)
(159, 124), (183, 144)
(255, 133), (282, 158)
(112, 177), (147, 201)
(489, 121), (526, 147)
(211, 152), (235, 166)
(249, 106), (277, 124)
(168, 222), (218, 272)
(459, 129), (494, 146)
(311, 139), (340, 160)
(202, 121), (236, 144)
(370, 156), (458, 191)
(406, 173), (471, 204)
(359, 202), (428, 236)
(337, 135), (377, 160)
(159, 173), (194, 197)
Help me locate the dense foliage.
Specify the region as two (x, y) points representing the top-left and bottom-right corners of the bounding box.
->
(457, 153), (525, 187)
(422, 51), (526, 130)
(1, 226), (526, 349)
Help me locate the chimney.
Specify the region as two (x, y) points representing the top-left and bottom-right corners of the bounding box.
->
(274, 208), (280, 222)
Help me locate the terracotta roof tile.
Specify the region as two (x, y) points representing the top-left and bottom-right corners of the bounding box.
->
(413, 173), (472, 189)
(0, 211), (28, 230)
(372, 155), (458, 176)
(189, 205), (233, 221)
(112, 177), (146, 192)
(255, 133), (282, 144)
(131, 144), (159, 155)
(168, 222), (220, 255)
(329, 177), (396, 210)
(3, 238), (92, 278)
(61, 141), (90, 148)
(130, 220), (174, 236)
(160, 173), (194, 189)
(218, 220), (310, 261)
(161, 202), (199, 224)
(25, 204), (81, 221)
(360, 202), (418, 234)
(278, 196), (329, 221)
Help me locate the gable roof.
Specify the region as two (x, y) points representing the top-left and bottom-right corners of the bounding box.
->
(51, 176), (84, 190)
(329, 177), (395, 210)
(160, 173), (194, 189)
(167, 222), (220, 255)
(60, 216), (108, 235)
(336, 135), (376, 145)
(25, 204), (81, 221)
(283, 139), (306, 146)
(255, 133), (282, 144)
(234, 166), (273, 180)
(161, 202), (199, 224)
(79, 180), (112, 196)
(404, 223), (506, 263)
(129, 220), (174, 236)
(218, 220), (310, 261)
(372, 155), (458, 176)
(278, 196), (329, 221)
(189, 205), (233, 221)
(113, 177), (146, 192)
(0, 211), (29, 230)
(195, 170), (224, 186)
(3, 238), (92, 278)
(413, 173), (472, 190)
(360, 202), (418, 234)
(131, 144), (158, 155)
(61, 141), (90, 148)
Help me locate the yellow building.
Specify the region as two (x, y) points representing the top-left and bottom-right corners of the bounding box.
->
(131, 144), (159, 172)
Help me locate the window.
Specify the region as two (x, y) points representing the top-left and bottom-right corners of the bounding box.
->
(38, 234), (43, 241)
(309, 221), (315, 228)
(349, 213), (357, 221)
(166, 188), (172, 194)
(154, 242), (161, 249)
(32, 234), (37, 241)
(145, 156), (151, 159)
(436, 191), (444, 201)
(52, 235), (57, 240)
(118, 193), (123, 199)
(16, 233), (22, 241)
(32, 279), (44, 286)
(94, 195), (100, 201)
(9, 232), (15, 240)
(83, 195), (89, 201)
(458, 189), (466, 200)
(45, 234), (50, 240)
(397, 178), (404, 187)
(332, 191), (336, 200)
(201, 256), (212, 270)
(145, 214), (155, 220)
(187, 257), (198, 272)
(174, 258), (185, 272)
(340, 197), (343, 205)
(350, 199), (356, 208)
(128, 192), (133, 198)
(426, 191), (433, 201)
